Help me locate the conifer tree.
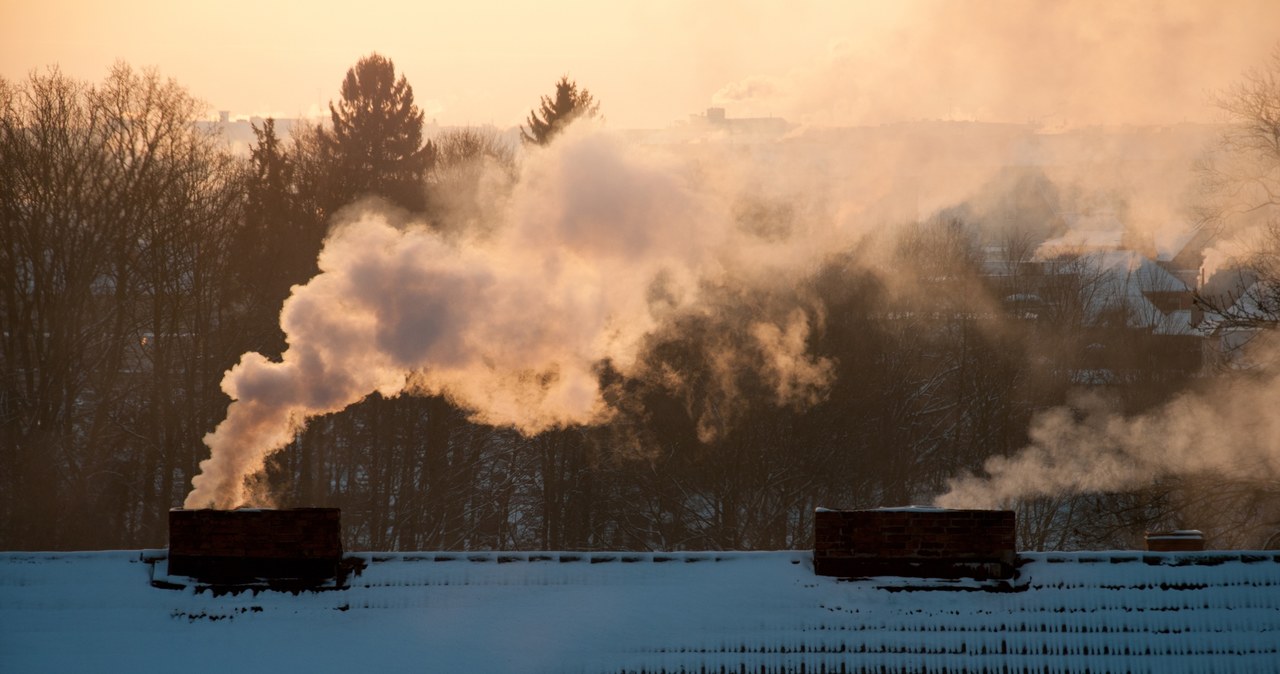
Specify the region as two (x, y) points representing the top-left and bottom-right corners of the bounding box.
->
(521, 76), (599, 146)
(234, 118), (310, 357)
(322, 53), (432, 211)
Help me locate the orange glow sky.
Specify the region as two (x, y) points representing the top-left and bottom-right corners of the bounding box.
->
(3, 0), (1278, 128)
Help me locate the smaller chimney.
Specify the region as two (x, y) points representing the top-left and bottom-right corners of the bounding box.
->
(1145, 529), (1205, 552)
(814, 507), (1016, 580)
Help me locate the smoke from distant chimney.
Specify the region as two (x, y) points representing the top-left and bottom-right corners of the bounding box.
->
(937, 339), (1280, 509)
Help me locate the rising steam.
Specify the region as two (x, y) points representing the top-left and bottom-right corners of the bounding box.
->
(937, 335), (1280, 509)
(186, 124), (837, 509)
(186, 2), (1280, 508)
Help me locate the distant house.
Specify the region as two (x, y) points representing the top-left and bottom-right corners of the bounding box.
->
(665, 107), (793, 143)
(1082, 250), (1197, 333)
(989, 246), (1202, 377)
(196, 115), (304, 154)
(1197, 280), (1276, 369)
(696, 106), (792, 137)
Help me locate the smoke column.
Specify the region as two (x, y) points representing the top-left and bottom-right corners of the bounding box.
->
(185, 4), (1279, 507)
(937, 336), (1280, 509)
(185, 125), (837, 508)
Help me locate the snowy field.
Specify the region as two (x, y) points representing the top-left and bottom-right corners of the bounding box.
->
(3, 549), (1280, 673)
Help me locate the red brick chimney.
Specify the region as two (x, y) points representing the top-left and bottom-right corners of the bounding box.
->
(814, 507), (1017, 579)
(168, 508), (342, 583)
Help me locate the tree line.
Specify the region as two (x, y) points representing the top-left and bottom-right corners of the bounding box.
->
(3, 53), (1278, 552)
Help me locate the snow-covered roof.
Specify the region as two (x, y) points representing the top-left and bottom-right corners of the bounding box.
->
(1071, 250), (1194, 333)
(1089, 250), (1189, 294)
(1199, 282), (1270, 335)
(1156, 224), (1200, 263)
(4, 549), (1280, 673)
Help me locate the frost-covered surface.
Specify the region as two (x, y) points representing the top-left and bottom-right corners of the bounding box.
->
(4, 550), (1280, 673)
(1084, 250), (1192, 332)
(1199, 282), (1267, 336)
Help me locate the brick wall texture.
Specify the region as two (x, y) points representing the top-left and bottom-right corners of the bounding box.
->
(814, 508), (1017, 579)
(1145, 533), (1206, 552)
(168, 508), (342, 582)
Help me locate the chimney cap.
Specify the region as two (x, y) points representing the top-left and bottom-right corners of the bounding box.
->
(1146, 529), (1204, 540)
(815, 505), (969, 513)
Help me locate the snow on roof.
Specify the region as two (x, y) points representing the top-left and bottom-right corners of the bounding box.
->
(1199, 282), (1270, 334)
(4, 549), (1280, 673)
(870, 505), (952, 512)
(816, 505), (955, 513)
(1156, 224), (1200, 263)
(1090, 250), (1189, 293)
(1076, 250), (1192, 331)
(1147, 530), (1205, 540)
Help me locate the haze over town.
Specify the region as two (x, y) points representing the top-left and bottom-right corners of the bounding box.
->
(5, 0), (1280, 128)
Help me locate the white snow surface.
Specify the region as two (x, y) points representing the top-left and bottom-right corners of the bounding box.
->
(4, 550), (1280, 673)
(1085, 250), (1192, 332)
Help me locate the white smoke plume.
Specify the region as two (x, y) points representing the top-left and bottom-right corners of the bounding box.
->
(937, 335), (1280, 509)
(185, 2), (1280, 508)
(186, 118), (1247, 509)
(185, 124), (839, 509)
(1200, 226), (1272, 286)
(751, 309), (833, 409)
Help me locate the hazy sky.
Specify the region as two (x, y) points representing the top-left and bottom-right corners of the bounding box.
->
(3, 0), (1278, 128)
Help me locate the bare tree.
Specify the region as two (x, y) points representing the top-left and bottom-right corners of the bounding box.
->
(1200, 47), (1280, 225)
(426, 127), (517, 235)
(1196, 46), (1280, 327)
(0, 65), (241, 549)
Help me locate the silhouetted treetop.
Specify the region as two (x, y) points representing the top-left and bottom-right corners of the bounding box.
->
(322, 53), (432, 211)
(522, 76), (599, 146)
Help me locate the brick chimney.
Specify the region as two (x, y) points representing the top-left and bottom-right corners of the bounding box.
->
(814, 507), (1017, 580)
(1145, 530), (1205, 552)
(168, 508), (342, 583)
